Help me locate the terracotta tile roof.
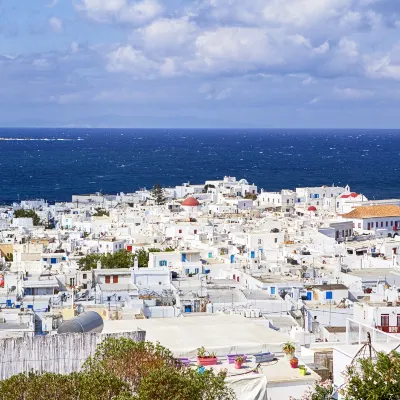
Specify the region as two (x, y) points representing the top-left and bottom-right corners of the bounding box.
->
(341, 205), (400, 219)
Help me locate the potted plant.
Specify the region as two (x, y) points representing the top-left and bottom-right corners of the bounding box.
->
(234, 356), (244, 369)
(290, 357), (299, 369)
(197, 346), (218, 366)
(299, 365), (307, 376)
(282, 341), (296, 360)
(227, 354), (247, 364)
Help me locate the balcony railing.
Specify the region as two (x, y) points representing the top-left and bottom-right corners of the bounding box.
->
(376, 326), (400, 333)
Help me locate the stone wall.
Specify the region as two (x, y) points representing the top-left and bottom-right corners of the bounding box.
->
(0, 330), (146, 380)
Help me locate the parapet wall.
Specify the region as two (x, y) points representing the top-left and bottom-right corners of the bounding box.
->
(0, 330), (146, 380)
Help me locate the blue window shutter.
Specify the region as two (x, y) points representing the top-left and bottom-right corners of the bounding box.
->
(159, 261), (163, 267)
(326, 291), (333, 300)
(51, 258), (57, 264)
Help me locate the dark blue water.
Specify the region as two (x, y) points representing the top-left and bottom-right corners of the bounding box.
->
(0, 128), (399, 203)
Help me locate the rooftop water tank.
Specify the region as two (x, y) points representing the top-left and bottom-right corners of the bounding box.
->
(57, 311), (104, 334)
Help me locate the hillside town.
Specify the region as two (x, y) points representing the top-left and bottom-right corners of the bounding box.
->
(1, 176), (400, 399)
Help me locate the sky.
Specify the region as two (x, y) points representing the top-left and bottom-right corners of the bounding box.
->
(1, 0), (400, 128)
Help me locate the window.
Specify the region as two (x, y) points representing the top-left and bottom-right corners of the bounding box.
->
(381, 222), (384, 228)
(381, 314), (389, 327)
(274, 238), (278, 243)
(113, 275), (118, 283)
(159, 260), (167, 266)
(51, 258), (57, 264)
(83, 273), (87, 279)
(69, 278), (75, 286)
(258, 239), (262, 245)
(195, 268), (199, 274)
(194, 229), (197, 234)
(326, 291), (333, 300)
(178, 229), (182, 234)
(118, 296), (121, 301)
(386, 221), (389, 227)
(397, 315), (400, 327)
(105, 276), (111, 284)
(358, 223), (361, 228)
(208, 252), (212, 258)
(391, 221), (394, 227)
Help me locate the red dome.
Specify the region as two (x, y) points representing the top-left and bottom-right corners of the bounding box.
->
(182, 197), (200, 207)
(308, 206), (317, 212)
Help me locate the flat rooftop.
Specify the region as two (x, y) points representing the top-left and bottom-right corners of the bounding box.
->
(103, 314), (291, 357)
(346, 268), (400, 279)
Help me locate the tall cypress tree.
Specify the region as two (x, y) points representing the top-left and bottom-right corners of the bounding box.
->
(150, 184), (167, 205)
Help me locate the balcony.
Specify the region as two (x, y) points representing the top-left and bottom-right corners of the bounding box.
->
(375, 326), (400, 334)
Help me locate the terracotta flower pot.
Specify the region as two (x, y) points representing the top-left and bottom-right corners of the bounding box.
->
(234, 360), (243, 369)
(197, 356), (218, 366)
(290, 358), (299, 368)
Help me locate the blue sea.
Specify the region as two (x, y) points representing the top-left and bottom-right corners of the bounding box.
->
(0, 128), (399, 204)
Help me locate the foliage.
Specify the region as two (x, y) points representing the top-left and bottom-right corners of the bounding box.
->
(244, 193), (257, 200)
(282, 341), (295, 354)
(93, 208), (110, 217)
(203, 184), (215, 193)
(14, 209), (41, 225)
(0, 371), (132, 400)
(134, 365), (234, 400)
(150, 184), (167, 205)
(0, 338), (233, 400)
(79, 250), (133, 271)
(290, 379), (334, 400)
(78, 247), (175, 271)
(340, 351), (400, 400)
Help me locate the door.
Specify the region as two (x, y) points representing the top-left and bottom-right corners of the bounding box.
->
(367, 223), (371, 230)
(306, 292), (312, 301)
(381, 314), (389, 329)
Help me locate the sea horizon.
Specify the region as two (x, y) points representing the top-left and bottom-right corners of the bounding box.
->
(1, 127), (399, 204)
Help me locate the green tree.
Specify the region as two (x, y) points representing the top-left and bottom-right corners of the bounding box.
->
(93, 208), (110, 217)
(203, 184), (215, 193)
(14, 209), (41, 226)
(135, 365), (234, 400)
(84, 338), (234, 400)
(0, 371), (132, 400)
(341, 351), (400, 400)
(150, 184), (167, 205)
(244, 193), (257, 200)
(79, 253), (102, 271)
(0, 339), (234, 400)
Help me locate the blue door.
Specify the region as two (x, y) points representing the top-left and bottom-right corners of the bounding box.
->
(230, 254), (235, 263)
(271, 287), (276, 295)
(250, 251), (255, 259)
(181, 253), (187, 262)
(306, 292), (312, 300)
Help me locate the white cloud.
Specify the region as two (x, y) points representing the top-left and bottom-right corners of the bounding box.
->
(107, 45), (159, 78)
(32, 58), (52, 70)
(308, 96), (320, 104)
(77, 0), (163, 25)
(49, 17), (63, 33)
(198, 83), (232, 100)
(334, 87), (375, 99)
(136, 18), (197, 54)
